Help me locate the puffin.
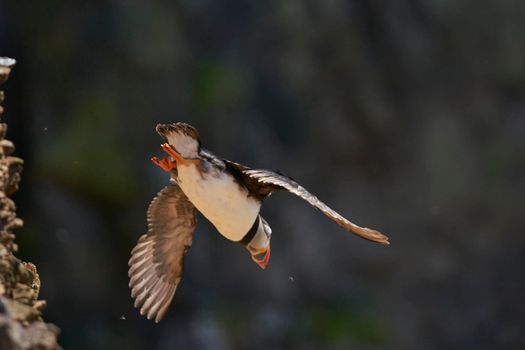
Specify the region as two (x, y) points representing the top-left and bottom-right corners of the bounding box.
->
(128, 122), (389, 322)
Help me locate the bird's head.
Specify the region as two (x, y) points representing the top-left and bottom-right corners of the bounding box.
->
(156, 122), (201, 159)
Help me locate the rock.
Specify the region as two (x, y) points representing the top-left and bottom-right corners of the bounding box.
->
(0, 57), (61, 349)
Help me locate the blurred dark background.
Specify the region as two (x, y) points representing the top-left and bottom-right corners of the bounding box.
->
(1, 1), (524, 349)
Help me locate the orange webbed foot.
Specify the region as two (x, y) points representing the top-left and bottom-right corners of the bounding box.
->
(151, 156), (176, 172)
(161, 143), (183, 163)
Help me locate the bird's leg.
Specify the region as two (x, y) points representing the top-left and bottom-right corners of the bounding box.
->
(161, 143), (183, 163)
(250, 244), (271, 270)
(151, 156), (176, 172)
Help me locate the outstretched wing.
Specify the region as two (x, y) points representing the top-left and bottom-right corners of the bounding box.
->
(242, 169), (389, 245)
(128, 183), (196, 322)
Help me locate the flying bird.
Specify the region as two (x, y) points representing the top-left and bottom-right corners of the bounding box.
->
(129, 122), (389, 322)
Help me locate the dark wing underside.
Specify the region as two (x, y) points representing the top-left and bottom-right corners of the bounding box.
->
(128, 183), (196, 322)
(225, 160), (389, 245)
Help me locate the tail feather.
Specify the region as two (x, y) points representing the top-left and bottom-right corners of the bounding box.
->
(155, 123), (201, 159)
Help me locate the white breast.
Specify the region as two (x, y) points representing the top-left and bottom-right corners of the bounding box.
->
(176, 164), (261, 241)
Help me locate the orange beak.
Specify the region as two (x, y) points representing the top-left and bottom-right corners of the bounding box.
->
(251, 244), (271, 270)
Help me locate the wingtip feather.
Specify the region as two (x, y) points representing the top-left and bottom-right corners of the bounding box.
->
(350, 226), (390, 245)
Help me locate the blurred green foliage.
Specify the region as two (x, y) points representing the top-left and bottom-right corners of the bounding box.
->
(40, 92), (137, 205)
(307, 303), (385, 346)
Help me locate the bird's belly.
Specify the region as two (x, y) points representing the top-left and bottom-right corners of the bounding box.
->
(177, 164), (260, 241)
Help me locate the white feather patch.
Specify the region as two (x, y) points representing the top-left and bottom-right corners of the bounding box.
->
(176, 164), (261, 241)
(166, 131), (199, 159)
